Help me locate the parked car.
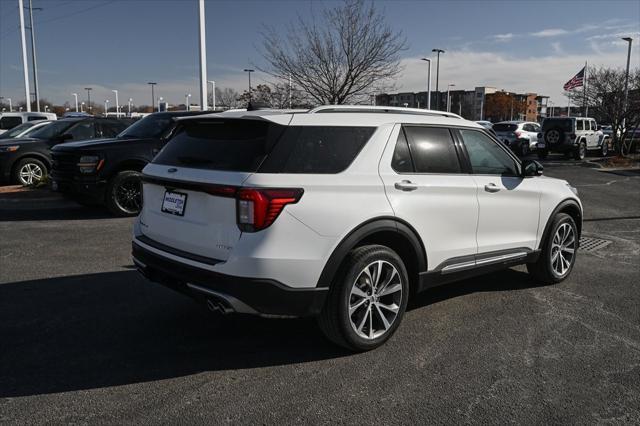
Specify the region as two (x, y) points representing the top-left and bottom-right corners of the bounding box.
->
(493, 121), (540, 156)
(0, 117), (129, 186)
(131, 105), (582, 351)
(537, 117), (609, 160)
(0, 112), (57, 135)
(475, 120), (496, 136)
(0, 120), (53, 140)
(51, 111), (209, 216)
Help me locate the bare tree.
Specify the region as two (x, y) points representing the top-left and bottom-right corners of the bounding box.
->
(215, 87), (242, 110)
(566, 66), (640, 155)
(259, 0), (407, 105)
(238, 83), (309, 109)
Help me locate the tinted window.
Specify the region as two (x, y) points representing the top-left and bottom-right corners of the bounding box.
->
(0, 117), (22, 130)
(590, 121), (597, 130)
(403, 126), (461, 173)
(65, 121), (95, 140)
(27, 116), (47, 121)
(543, 118), (573, 132)
(99, 122), (123, 138)
(576, 120), (584, 130)
(260, 126), (375, 174)
(118, 114), (175, 139)
(391, 129), (413, 173)
(155, 119), (283, 172)
(493, 123), (518, 132)
(0, 122), (35, 139)
(28, 120), (76, 139)
(523, 124), (535, 132)
(460, 129), (519, 176)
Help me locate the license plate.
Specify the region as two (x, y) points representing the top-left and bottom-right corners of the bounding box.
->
(537, 142), (546, 148)
(161, 190), (187, 216)
(51, 180), (58, 191)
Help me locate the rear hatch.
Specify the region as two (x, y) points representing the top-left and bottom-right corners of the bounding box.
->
(494, 123), (518, 142)
(138, 117), (287, 262)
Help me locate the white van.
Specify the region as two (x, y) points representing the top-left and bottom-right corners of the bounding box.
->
(0, 112), (57, 135)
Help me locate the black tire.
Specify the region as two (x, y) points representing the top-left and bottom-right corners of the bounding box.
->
(317, 244), (409, 351)
(600, 140), (609, 157)
(527, 213), (578, 284)
(573, 141), (586, 160)
(12, 157), (47, 186)
(544, 128), (564, 146)
(105, 170), (142, 217)
(537, 150), (548, 160)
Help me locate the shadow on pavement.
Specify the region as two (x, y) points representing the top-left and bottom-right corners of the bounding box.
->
(0, 268), (546, 397)
(0, 205), (115, 221)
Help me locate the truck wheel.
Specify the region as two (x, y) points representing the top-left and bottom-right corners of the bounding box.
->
(527, 213), (578, 284)
(600, 141), (609, 157)
(573, 141), (586, 160)
(106, 170), (142, 217)
(13, 158), (47, 186)
(317, 245), (409, 351)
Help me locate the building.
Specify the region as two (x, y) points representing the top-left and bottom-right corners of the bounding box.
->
(375, 86), (549, 122)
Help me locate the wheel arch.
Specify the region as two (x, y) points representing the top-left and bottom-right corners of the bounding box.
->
(106, 158), (148, 179)
(12, 152), (52, 171)
(539, 198), (583, 249)
(316, 217), (427, 295)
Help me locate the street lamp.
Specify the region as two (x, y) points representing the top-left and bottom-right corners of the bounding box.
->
(81, 101), (85, 112)
(104, 99), (109, 116)
(243, 69), (254, 102)
(421, 58), (432, 109)
(208, 80), (216, 110)
(112, 90), (119, 117)
(85, 87), (92, 112)
(158, 96), (164, 112)
(7, 98), (12, 112)
(72, 93), (78, 112)
(147, 82), (157, 112)
(432, 49), (445, 110)
(185, 94), (191, 111)
(622, 37), (633, 131)
(128, 98), (133, 116)
(44, 105), (49, 112)
(447, 84), (455, 112)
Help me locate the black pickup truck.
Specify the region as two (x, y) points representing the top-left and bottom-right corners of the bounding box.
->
(51, 111), (208, 216)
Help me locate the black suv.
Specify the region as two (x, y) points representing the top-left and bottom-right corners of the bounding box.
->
(0, 117), (129, 186)
(51, 112), (208, 216)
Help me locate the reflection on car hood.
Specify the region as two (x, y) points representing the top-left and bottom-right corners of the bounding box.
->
(0, 137), (41, 146)
(53, 137), (153, 151)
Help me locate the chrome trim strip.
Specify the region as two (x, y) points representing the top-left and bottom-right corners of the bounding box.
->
(441, 260), (476, 273)
(475, 251), (528, 266)
(441, 251), (529, 274)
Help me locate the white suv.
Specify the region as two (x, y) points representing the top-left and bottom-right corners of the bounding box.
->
(132, 106), (583, 351)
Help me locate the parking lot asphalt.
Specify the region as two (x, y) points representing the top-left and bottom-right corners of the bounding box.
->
(1, 159), (639, 424)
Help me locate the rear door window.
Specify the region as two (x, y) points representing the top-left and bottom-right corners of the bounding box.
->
(391, 128), (414, 173)
(27, 116), (47, 121)
(402, 126), (462, 174)
(0, 116), (22, 130)
(576, 120), (584, 131)
(493, 123), (518, 132)
(65, 121), (96, 140)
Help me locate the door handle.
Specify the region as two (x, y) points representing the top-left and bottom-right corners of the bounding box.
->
(394, 180), (418, 191)
(484, 183), (501, 193)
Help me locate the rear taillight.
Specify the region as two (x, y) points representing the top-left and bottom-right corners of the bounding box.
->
(515, 130), (522, 138)
(236, 188), (303, 232)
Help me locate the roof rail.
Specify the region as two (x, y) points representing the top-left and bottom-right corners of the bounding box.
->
(307, 105), (462, 119)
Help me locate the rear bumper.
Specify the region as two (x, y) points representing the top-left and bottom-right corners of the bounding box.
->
(132, 238), (328, 318)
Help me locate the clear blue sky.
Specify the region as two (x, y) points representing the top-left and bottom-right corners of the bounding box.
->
(1, 0), (638, 107)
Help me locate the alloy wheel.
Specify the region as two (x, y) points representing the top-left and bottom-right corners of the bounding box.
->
(551, 223), (575, 277)
(114, 176), (142, 214)
(348, 260), (403, 340)
(18, 163), (43, 186)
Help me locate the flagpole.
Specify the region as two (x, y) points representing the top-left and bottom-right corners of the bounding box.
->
(584, 61), (588, 117)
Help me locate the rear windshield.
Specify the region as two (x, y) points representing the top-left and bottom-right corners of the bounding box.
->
(154, 119), (375, 174)
(493, 123), (518, 132)
(118, 113), (175, 139)
(542, 118), (573, 132)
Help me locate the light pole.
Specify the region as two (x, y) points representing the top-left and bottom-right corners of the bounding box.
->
(112, 89), (119, 117)
(243, 69), (254, 102)
(208, 80), (216, 110)
(104, 99), (109, 115)
(18, 0), (31, 112)
(85, 87), (92, 112)
(72, 93), (78, 112)
(128, 98), (132, 116)
(198, 0), (208, 111)
(185, 94), (191, 111)
(289, 73), (292, 109)
(44, 105), (49, 112)
(622, 37), (633, 131)
(7, 98), (12, 112)
(447, 84), (455, 112)
(158, 96), (164, 112)
(81, 101), (85, 112)
(421, 58), (432, 109)
(28, 0), (42, 111)
(432, 48), (444, 110)
(147, 82), (157, 112)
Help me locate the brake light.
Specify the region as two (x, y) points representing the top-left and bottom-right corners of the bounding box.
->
(515, 130), (522, 138)
(236, 188), (303, 232)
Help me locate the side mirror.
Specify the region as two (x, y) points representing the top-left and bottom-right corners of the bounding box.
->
(522, 159), (543, 177)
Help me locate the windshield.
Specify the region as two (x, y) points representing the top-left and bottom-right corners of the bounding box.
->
(493, 123), (518, 132)
(118, 114), (174, 139)
(542, 118), (573, 132)
(28, 120), (77, 139)
(0, 122), (36, 139)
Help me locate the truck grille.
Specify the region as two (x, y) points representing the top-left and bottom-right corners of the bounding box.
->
(51, 151), (79, 181)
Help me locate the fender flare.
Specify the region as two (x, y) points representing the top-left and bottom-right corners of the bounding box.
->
(11, 152), (52, 172)
(316, 217), (427, 288)
(539, 198), (583, 249)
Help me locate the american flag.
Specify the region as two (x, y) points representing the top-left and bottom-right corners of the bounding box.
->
(563, 66), (585, 91)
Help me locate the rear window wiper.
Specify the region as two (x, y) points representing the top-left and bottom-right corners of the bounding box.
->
(177, 156), (213, 165)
